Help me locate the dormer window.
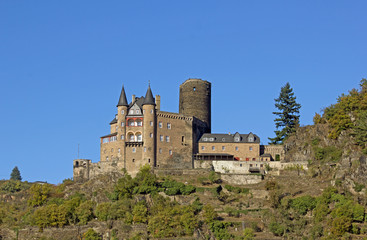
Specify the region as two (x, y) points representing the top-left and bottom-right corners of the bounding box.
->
(209, 138), (214, 141)
(234, 137), (240, 142)
(222, 138), (225, 142)
(248, 137), (254, 142)
(136, 110), (140, 114)
(203, 137), (208, 141)
(130, 110), (134, 114)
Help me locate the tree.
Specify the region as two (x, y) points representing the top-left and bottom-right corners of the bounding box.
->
(269, 82), (301, 144)
(10, 166), (22, 181)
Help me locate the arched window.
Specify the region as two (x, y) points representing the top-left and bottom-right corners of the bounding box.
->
(136, 133), (142, 142)
(136, 119), (142, 126)
(128, 133), (135, 142)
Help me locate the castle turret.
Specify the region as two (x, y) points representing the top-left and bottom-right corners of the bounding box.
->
(179, 78), (211, 132)
(117, 85), (128, 160)
(142, 85), (156, 166)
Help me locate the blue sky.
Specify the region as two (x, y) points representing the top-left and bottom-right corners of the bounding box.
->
(1, 1), (366, 183)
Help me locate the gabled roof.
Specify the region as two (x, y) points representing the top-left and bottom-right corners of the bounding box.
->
(199, 132), (260, 143)
(117, 85), (129, 107)
(142, 85), (155, 106)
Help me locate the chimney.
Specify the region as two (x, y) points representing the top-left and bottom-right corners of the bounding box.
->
(155, 95), (161, 111)
(132, 94), (136, 103)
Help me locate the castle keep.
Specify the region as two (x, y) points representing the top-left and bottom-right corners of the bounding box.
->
(73, 78), (284, 182)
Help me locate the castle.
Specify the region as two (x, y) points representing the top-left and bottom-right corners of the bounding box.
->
(73, 78), (285, 182)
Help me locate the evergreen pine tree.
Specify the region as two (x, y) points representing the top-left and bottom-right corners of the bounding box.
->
(10, 166), (22, 181)
(268, 82), (301, 144)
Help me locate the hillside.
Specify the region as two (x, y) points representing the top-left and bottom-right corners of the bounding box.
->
(1, 79), (367, 240)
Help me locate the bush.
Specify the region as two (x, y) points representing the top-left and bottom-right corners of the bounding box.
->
(76, 200), (95, 225)
(83, 229), (102, 240)
(290, 195), (316, 215)
(208, 171), (221, 183)
(28, 184), (52, 207)
(269, 221), (285, 236)
(243, 227), (254, 240)
(354, 183), (365, 192)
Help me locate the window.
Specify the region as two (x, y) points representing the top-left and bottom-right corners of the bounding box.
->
(136, 110), (140, 114)
(252, 158), (256, 161)
(150, 121), (153, 126)
(121, 122), (125, 127)
(121, 110), (124, 114)
(132, 159), (135, 162)
(129, 134), (135, 142)
(111, 148), (114, 152)
(201, 146), (205, 150)
(130, 110), (134, 114)
(143, 110), (145, 114)
(103, 138), (109, 143)
(167, 123), (171, 129)
(118, 148), (120, 153)
(249, 146), (253, 151)
(111, 136), (117, 142)
(203, 137), (208, 141)
(144, 147), (146, 152)
(246, 158), (249, 161)
(150, 133), (153, 138)
(235, 137), (240, 142)
(212, 146), (215, 151)
(136, 133), (142, 142)
(132, 148), (136, 153)
(250, 164), (253, 167)
(121, 135), (124, 140)
(106, 156), (109, 161)
(248, 137), (254, 142)
(150, 109), (153, 114)
(115, 126), (118, 131)
(222, 146), (225, 150)
(128, 119), (134, 126)
(159, 122), (162, 128)
(166, 136), (170, 142)
(159, 148), (162, 154)
(209, 137), (214, 141)
(137, 120), (142, 126)
(160, 135), (163, 141)
(169, 150), (172, 155)
(240, 164), (242, 167)
(235, 146), (239, 151)
(193, 87), (196, 91)
(182, 136), (185, 143)
(222, 138), (225, 142)
(260, 164), (263, 167)
(148, 158), (150, 163)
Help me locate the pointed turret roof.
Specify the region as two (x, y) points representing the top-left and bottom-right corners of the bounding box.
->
(142, 84), (155, 105)
(117, 85), (129, 107)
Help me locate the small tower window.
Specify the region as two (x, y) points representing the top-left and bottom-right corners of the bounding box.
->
(169, 150), (172, 155)
(121, 110), (125, 114)
(121, 122), (125, 127)
(150, 121), (153, 126)
(166, 136), (170, 142)
(150, 133), (153, 138)
(160, 135), (163, 142)
(132, 148), (136, 153)
(150, 109), (153, 114)
(249, 146), (253, 151)
(222, 146), (225, 150)
(159, 122), (162, 128)
(201, 146), (205, 150)
(144, 147), (146, 152)
(212, 146), (215, 151)
(235, 146), (239, 151)
(159, 148), (162, 154)
(167, 123), (171, 129)
(193, 87), (196, 91)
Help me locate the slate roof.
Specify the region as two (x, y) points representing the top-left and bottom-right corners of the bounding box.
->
(116, 85), (129, 107)
(109, 117), (117, 125)
(199, 132), (260, 143)
(100, 132), (118, 138)
(142, 85), (155, 105)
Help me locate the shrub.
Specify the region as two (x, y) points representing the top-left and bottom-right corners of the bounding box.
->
(354, 183), (365, 192)
(269, 221), (285, 236)
(76, 200), (95, 225)
(208, 171), (221, 183)
(203, 204), (218, 223)
(290, 195), (316, 215)
(83, 229), (102, 240)
(28, 184), (52, 207)
(243, 227), (254, 240)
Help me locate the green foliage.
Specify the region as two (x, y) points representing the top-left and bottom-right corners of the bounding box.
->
(269, 221), (285, 236)
(203, 204), (218, 223)
(208, 171), (221, 183)
(313, 146), (342, 162)
(133, 165), (158, 194)
(148, 198), (199, 238)
(354, 183), (365, 192)
(10, 166), (22, 181)
(1, 180), (22, 193)
(243, 227), (254, 240)
(111, 170), (136, 200)
(28, 184), (52, 207)
(269, 82), (301, 144)
(265, 180), (279, 190)
(75, 200), (95, 225)
(330, 216), (352, 237)
(161, 179), (196, 196)
(208, 221), (234, 240)
(289, 195), (316, 215)
(224, 185), (249, 194)
(83, 229), (102, 240)
(316, 79), (367, 143)
(132, 201), (148, 224)
(33, 204), (68, 229)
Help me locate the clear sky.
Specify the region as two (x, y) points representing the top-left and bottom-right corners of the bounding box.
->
(1, 1), (366, 183)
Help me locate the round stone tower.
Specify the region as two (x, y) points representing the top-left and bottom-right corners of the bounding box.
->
(179, 78), (211, 132)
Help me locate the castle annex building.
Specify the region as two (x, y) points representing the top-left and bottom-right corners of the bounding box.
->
(73, 78), (284, 182)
